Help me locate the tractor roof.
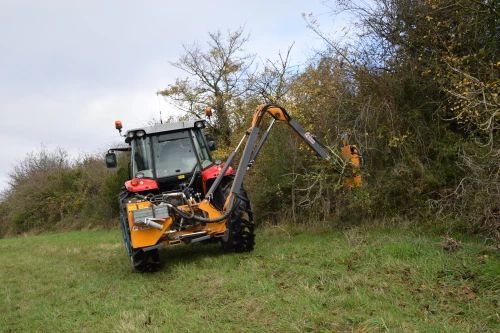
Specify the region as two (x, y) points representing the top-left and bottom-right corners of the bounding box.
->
(126, 119), (205, 136)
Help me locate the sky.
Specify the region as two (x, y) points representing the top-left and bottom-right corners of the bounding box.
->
(0, 0), (345, 191)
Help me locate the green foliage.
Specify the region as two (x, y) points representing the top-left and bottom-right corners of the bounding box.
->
(0, 147), (126, 236)
(246, 124), (301, 223)
(279, 0), (499, 236)
(102, 154), (130, 214)
(11, 211), (31, 233)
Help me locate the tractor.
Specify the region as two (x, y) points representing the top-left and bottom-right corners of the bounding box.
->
(106, 104), (363, 272)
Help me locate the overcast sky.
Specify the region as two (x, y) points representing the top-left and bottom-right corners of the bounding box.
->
(0, 0), (345, 191)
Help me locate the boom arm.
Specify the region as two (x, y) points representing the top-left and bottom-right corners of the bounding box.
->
(204, 104), (363, 212)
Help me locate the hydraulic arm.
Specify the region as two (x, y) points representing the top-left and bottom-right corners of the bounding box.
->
(204, 103), (364, 212)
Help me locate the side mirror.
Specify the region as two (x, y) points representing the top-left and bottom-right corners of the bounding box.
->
(105, 152), (117, 168)
(206, 136), (217, 151)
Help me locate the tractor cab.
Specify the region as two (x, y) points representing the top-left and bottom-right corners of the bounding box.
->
(107, 119), (217, 193)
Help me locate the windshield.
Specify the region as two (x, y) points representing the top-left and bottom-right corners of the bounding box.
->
(152, 130), (199, 178)
(131, 137), (153, 178)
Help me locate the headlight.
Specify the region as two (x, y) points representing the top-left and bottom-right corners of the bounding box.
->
(127, 131), (135, 138)
(136, 130), (145, 137)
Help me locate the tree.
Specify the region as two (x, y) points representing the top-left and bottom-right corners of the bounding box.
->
(158, 27), (255, 146)
(303, 0), (499, 235)
(251, 44), (297, 104)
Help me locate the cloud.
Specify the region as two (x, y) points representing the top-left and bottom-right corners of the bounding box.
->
(0, 0), (336, 191)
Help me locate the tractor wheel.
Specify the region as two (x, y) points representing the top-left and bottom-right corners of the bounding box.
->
(130, 248), (160, 273)
(219, 178), (255, 252)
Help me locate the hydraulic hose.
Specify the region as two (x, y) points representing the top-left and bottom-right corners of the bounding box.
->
(182, 165), (199, 195)
(144, 192), (234, 223)
(169, 196), (236, 223)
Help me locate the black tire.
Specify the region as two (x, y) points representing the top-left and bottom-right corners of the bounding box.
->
(130, 248), (160, 273)
(219, 178), (255, 252)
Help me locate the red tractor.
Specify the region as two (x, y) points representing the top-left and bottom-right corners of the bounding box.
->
(106, 104), (363, 272)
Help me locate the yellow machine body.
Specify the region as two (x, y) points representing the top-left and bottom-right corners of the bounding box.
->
(342, 144), (362, 187)
(126, 201), (227, 249)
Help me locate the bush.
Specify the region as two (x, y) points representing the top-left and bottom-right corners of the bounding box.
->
(0, 146), (127, 237)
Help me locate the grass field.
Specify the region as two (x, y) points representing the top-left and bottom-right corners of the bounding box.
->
(0, 224), (498, 332)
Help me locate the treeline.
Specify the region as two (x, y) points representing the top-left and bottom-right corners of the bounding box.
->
(1, 0), (498, 239)
(0, 148), (129, 236)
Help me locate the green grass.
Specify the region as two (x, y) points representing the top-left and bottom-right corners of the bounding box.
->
(0, 225), (498, 332)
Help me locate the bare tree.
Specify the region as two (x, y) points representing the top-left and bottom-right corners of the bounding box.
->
(252, 43), (297, 104)
(158, 27), (255, 145)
